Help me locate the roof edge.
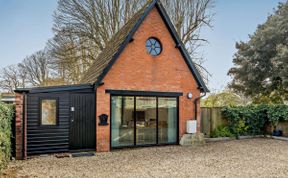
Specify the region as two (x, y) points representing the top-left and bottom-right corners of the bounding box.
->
(94, 0), (158, 88)
(93, 0), (209, 93)
(155, 1), (209, 92)
(15, 84), (94, 94)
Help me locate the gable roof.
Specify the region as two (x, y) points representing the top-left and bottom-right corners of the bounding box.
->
(81, 0), (209, 92)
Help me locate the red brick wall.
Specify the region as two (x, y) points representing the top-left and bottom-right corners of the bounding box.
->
(96, 7), (202, 152)
(15, 92), (26, 160)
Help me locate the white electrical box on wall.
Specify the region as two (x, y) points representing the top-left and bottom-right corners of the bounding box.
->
(186, 120), (197, 134)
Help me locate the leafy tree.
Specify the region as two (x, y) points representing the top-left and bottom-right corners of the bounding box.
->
(228, 2), (288, 103)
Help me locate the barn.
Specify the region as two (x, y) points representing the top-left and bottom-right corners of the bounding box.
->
(15, 0), (208, 160)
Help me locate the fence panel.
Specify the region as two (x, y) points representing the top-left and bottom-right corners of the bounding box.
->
(201, 107), (288, 137)
(201, 107), (228, 137)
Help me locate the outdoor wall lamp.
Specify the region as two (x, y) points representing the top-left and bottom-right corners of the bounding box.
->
(187, 92), (193, 99)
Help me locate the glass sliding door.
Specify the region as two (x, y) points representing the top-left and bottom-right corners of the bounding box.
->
(111, 95), (178, 148)
(158, 97), (177, 144)
(135, 97), (157, 145)
(111, 96), (134, 147)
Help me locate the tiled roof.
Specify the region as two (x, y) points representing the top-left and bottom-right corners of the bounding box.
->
(81, 0), (154, 84)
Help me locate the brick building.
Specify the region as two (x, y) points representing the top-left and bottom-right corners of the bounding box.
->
(15, 0), (208, 160)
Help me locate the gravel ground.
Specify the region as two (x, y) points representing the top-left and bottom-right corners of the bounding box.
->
(2, 138), (288, 178)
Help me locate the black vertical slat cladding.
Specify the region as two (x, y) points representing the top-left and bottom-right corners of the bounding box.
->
(69, 93), (96, 150)
(26, 87), (95, 155)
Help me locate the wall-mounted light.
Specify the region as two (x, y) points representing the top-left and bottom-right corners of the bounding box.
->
(187, 92), (193, 99)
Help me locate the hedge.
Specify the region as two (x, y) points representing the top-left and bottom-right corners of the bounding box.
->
(221, 104), (288, 138)
(0, 102), (14, 172)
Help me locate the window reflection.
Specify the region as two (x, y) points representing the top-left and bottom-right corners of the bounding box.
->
(136, 97), (157, 145)
(111, 96), (134, 147)
(111, 96), (178, 147)
(41, 99), (57, 125)
(158, 97), (177, 144)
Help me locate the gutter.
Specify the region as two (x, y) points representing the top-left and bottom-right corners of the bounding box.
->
(194, 88), (207, 120)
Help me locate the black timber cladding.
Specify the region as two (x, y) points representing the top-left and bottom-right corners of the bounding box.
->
(69, 93), (96, 150)
(25, 85), (94, 155)
(26, 92), (70, 155)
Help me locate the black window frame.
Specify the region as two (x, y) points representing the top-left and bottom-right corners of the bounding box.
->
(39, 97), (59, 127)
(109, 91), (180, 149)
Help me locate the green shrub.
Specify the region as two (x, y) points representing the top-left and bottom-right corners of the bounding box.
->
(221, 104), (288, 138)
(267, 104), (288, 129)
(221, 106), (251, 137)
(243, 104), (269, 135)
(211, 125), (234, 138)
(0, 102), (14, 172)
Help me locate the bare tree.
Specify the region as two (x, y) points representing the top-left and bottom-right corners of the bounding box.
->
(49, 0), (214, 84)
(48, 0), (146, 84)
(48, 32), (96, 84)
(162, 0), (213, 55)
(0, 65), (27, 93)
(18, 50), (53, 86)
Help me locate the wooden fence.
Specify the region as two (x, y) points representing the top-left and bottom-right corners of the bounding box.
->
(200, 107), (288, 137)
(200, 107), (227, 137)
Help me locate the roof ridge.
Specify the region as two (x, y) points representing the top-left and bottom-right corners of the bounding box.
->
(104, 0), (155, 49)
(81, 0), (157, 84)
(81, 0), (209, 92)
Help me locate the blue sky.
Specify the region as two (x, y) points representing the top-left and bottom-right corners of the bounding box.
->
(0, 0), (284, 91)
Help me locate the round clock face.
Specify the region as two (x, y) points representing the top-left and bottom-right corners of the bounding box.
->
(146, 37), (162, 56)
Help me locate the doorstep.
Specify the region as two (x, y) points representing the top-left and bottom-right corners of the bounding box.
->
(71, 152), (95, 158)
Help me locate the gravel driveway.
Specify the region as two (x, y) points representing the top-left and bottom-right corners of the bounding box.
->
(2, 138), (288, 177)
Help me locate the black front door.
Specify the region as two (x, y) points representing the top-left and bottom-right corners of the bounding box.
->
(69, 93), (96, 150)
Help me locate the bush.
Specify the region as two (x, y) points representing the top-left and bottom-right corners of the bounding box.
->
(221, 104), (288, 138)
(267, 105), (288, 129)
(211, 125), (234, 138)
(0, 102), (14, 172)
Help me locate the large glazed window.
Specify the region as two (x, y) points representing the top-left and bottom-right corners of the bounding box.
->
(41, 99), (57, 126)
(158, 97), (177, 144)
(136, 97), (157, 145)
(111, 96), (134, 147)
(111, 95), (178, 148)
